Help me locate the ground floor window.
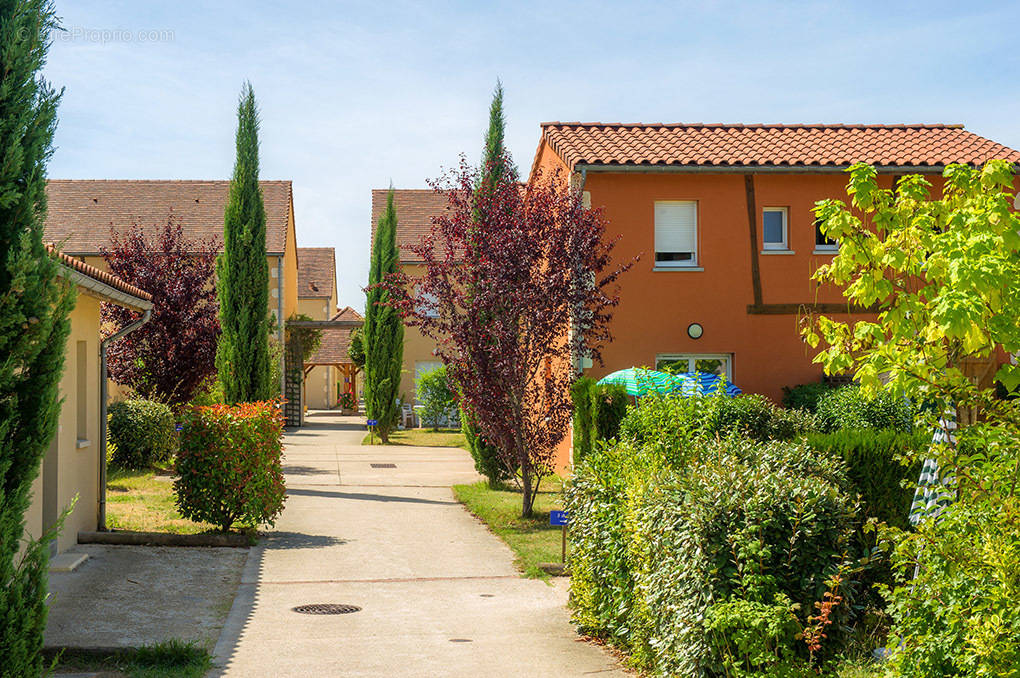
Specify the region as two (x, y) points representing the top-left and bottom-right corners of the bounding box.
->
(655, 353), (732, 380)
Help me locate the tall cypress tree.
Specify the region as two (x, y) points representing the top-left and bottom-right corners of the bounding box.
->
(461, 81), (510, 483)
(217, 82), (273, 404)
(364, 189), (403, 443)
(0, 2), (73, 672)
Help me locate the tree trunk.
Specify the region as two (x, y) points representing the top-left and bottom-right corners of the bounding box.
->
(520, 461), (535, 518)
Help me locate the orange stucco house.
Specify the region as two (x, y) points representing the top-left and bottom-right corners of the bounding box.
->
(530, 123), (1020, 414)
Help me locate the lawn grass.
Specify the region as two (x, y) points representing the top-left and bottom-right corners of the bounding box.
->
(106, 467), (218, 535)
(54, 639), (212, 678)
(361, 427), (468, 449)
(453, 477), (566, 579)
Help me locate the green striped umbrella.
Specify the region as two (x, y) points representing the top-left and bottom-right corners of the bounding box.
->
(597, 368), (676, 396)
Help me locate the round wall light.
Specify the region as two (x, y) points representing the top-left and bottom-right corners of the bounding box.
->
(687, 322), (704, 340)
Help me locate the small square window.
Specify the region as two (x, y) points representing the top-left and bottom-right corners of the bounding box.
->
(814, 218), (838, 252)
(762, 208), (788, 250)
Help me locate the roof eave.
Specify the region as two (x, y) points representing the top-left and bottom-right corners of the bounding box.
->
(573, 163), (972, 174)
(59, 265), (153, 311)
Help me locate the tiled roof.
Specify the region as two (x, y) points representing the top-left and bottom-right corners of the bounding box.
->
(370, 189), (449, 263)
(307, 307), (363, 365)
(297, 247), (335, 299)
(44, 180), (293, 255)
(46, 244), (153, 302)
(538, 123), (1020, 171)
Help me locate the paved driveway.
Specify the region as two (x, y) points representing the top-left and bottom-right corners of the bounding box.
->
(212, 412), (625, 677)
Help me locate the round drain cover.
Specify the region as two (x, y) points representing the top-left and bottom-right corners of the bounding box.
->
(292, 603), (361, 615)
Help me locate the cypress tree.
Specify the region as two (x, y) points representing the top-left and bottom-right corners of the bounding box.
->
(364, 189), (403, 443)
(0, 2), (73, 672)
(217, 82), (273, 404)
(460, 81), (510, 470)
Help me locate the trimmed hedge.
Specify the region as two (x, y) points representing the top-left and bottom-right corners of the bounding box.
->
(107, 399), (178, 469)
(571, 377), (596, 463)
(815, 385), (915, 434)
(567, 436), (857, 675)
(572, 377), (630, 464)
(807, 428), (924, 531)
(462, 408), (510, 489)
(782, 382), (835, 412)
(174, 401), (286, 532)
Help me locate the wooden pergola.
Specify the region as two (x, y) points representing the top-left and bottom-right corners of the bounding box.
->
(289, 315), (364, 410)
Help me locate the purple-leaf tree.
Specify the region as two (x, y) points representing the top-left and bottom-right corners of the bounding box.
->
(387, 156), (632, 516)
(101, 216), (219, 407)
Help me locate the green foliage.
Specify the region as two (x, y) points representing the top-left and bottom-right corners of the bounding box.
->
(881, 500), (1020, 676)
(107, 399), (178, 470)
(782, 382), (836, 412)
(364, 189), (403, 442)
(566, 436), (858, 676)
(571, 377), (596, 463)
(348, 327), (365, 368)
(815, 385), (915, 434)
(592, 383), (629, 442)
(0, 2), (71, 673)
(174, 402), (286, 532)
(415, 365), (456, 431)
(462, 408), (510, 489)
(807, 429), (924, 532)
(285, 313), (322, 364)
(216, 81), (274, 404)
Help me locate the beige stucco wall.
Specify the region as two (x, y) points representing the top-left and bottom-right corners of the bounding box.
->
(24, 290), (103, 555)
(298, 296), (337, 409)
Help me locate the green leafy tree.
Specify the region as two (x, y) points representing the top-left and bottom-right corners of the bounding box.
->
(216, 81), (274, 404)
(0, 2), (73, 672)
(415, 365), (456, 431)
(803, 161), (1020, 675)
(348, 328), (365, 368)
(286, 313), (322, 363)
(364, 189), (403, 442)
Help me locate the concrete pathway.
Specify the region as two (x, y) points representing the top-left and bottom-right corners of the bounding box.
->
(212, 411), (626, 677)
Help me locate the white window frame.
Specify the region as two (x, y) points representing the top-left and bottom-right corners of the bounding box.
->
(654, 200), (699, 268)
(655, 353), (733, 381)
(814, 218), (839, 254)
(762, 207), (789, 251)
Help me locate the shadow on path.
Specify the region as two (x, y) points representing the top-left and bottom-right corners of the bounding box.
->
(263, 531), (347, 550)
(285, 487), (458, 506)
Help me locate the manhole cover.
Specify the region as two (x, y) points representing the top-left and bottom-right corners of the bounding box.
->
(292, 604), (361, 615)
(370, 463), (397, 468)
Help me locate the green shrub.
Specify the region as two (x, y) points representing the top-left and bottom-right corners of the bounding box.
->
(592, 383), (629, 442)
(107, 399), (178, 469)
(462, 408), (510, 489)
(174, 401), (286, 532)
(567, 436), (859, 675)
(782, 382), (835, 412)
(807, 429), (924, 531)
(816, 385), (914, 434)
(415, 365), (456, 430)
(882, 500), (1020, 676)
(571, 377), (596, 463)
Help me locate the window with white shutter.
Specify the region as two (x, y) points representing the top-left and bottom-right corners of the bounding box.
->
(654, 201), (698, 267)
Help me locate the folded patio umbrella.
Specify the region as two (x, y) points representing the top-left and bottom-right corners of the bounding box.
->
(909, 414), (956, 527)
(597, 368), (676, 396)
(670, 371), (742, 398)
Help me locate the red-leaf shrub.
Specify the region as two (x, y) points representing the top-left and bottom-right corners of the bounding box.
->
(174, 401), (286, 532)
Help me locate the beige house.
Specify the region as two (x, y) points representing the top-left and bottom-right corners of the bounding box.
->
(24, 249), (153, 556)
(370, 189), (449, 410)
(296, 247), (339, 409)
(43, 180), (300, 396)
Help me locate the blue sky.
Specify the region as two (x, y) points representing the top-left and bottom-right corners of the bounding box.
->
(44, 1), (1020, 310)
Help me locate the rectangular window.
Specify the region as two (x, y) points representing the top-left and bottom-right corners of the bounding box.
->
(417, 290), (440, 318)
(654, 201), (697, 267)
(655, 353), (732, 380)
(414, 360), (443, 382)
(76, 341), (88, 442)
(814, 218), (838, 252)
(762, 207), (788, 250)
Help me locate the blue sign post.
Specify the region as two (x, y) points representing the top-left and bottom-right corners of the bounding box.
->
(366, 419), (378, 444)
(550, 510), (569, 563)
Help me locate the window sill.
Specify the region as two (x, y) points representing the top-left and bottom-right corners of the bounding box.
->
(653, 266), (704, 272)
(76, 439), (91, 450)
(761, 249), (795, 255)
(813, 248), (839, 256)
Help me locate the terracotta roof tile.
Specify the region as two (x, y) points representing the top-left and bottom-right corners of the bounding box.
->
(296, 247), (335, 299)
(307, 307), (363, 365)
(370, 189), (449, 264)
(539, 123), (1020, 171)
(46, 243), (153, 302)
(44, 180), (293, 255)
